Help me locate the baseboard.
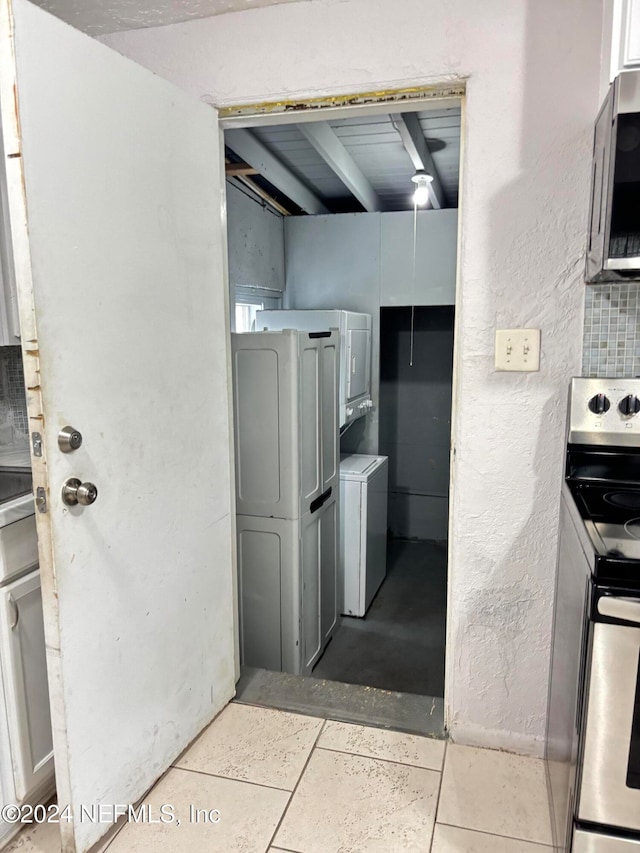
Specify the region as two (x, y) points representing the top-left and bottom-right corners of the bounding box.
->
(448, 719), (545, 758)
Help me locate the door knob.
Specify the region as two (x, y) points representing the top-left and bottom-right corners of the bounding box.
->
(62, 478), (98, 507)
(58, 426), (83, 453)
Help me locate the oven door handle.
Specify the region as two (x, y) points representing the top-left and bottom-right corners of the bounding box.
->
(597, 596), (640, 625)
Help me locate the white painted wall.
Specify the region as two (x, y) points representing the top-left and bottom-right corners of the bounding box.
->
(102, 0), (603, 755)
(284, 209), (457, 456)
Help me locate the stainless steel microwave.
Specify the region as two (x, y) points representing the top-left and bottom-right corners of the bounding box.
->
(586, 70), (640, 282)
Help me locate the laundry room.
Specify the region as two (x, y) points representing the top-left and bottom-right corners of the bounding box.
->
(224, 103), (459, 713)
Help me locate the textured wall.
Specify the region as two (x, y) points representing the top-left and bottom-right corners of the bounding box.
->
(102, 0), (603, 755)
(583, 283), (640, 377)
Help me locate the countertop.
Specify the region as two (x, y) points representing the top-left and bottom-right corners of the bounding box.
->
(0, 468), (34, 526)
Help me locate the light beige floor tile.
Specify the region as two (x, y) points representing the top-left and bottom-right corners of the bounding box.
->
(3, 819), (61, 852)
(318, 720), (445, 770)
(175, 703), (323, 790)
(437, 744), (553, 845)
(107, 767), (289, 853)
(275, 747), (440, 852)
(432, 823), (553, 852)
(3, 814), (123, 853)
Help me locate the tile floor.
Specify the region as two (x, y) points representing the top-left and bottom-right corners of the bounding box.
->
(5, 702), (553, 853)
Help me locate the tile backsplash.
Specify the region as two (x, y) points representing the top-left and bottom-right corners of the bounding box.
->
(583, 283), (640, 377)
(1, 346), (28, 433)
(0, 346), (29, 465)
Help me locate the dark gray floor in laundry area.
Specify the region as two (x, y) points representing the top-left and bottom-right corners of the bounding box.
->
(234, 667), (445, 738)
(312, 538), (447, 697)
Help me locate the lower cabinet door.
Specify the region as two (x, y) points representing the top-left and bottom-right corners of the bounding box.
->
(0, 568), (54, 801)
(301, 497), (339, 675)
(301, 510), (321, 674)
(320, 498), (338, 644)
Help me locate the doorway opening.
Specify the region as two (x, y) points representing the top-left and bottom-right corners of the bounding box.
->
(222, 89), (462, 735)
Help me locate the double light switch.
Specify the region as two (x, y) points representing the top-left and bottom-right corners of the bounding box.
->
(494, 329), (541, 372)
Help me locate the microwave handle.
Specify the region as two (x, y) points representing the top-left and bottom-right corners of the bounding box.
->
(597, 596), (640, 625)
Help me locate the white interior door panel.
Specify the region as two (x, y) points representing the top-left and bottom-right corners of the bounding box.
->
(0, 1), (236, 849)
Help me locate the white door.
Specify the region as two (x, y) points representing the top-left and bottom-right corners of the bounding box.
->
(0, 2), (236, 851)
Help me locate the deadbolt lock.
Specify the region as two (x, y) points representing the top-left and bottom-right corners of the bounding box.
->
(62, 478), (98, 507)
(58, 426), (83, 453)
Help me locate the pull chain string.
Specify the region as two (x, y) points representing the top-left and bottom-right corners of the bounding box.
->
(410, 305), (415, 367)
(410, 198), (418, 367)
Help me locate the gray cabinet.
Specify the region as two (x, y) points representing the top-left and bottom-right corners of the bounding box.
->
(237, 495), (338, 676)
(319, 495), (338, 644)
(233, 327), (340, 677)
(232, 329), (339, 520)
(0, 568), (54, 801)
(301, 508), (321, 672)
(301, 495), (338, 671)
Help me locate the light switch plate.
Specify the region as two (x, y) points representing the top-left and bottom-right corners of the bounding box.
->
(495, 328), (541, 371)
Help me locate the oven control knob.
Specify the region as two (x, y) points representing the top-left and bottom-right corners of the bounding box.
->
(588, 394), (610, 414)
(619, 394), (640, 416)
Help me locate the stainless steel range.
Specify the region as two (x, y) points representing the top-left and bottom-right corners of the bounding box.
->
(546, 378), (640, 852)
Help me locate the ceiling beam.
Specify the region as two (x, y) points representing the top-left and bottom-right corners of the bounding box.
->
(225, 162), (259, 177)
(225, 159), (291, 215)
(391, 113), (445, 209)
(234, 175), (292, 217)
(225, 128), (329, 215)
(298, 122), (382, 213)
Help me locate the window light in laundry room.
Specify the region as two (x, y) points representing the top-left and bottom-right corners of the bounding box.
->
(411, 169), (434, 206)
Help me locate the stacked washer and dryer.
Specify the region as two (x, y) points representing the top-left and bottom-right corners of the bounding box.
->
(232, 309), (388, 676)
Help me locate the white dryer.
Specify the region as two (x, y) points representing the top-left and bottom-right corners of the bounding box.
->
(339, 454), (388, 617)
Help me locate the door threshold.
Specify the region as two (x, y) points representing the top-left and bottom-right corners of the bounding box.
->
(234, 666), (445, 739)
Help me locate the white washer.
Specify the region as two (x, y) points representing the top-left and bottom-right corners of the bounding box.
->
(340, 454), (388, 617)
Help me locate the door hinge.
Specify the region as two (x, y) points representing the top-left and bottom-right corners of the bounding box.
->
(35, 486), (47, 514)
(31, 431), (42, 457)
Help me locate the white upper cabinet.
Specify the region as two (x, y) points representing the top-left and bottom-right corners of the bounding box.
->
(629, 4), (640, 65)
(623, 0), (640, 66)
(611, 0), (640, 77)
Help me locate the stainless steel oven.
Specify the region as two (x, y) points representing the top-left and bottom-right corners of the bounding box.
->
(573, 830), (640, 851)
(578, 593), (640, 831)
(546, 378), (640, 851)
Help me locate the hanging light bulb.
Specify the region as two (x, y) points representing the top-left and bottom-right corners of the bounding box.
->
(411, 170), (434, 206)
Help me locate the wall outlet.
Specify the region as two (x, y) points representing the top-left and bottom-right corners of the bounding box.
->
(495, 329), (541, 371)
